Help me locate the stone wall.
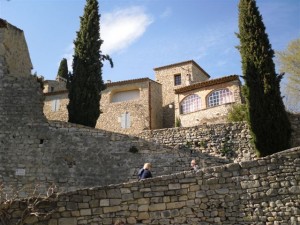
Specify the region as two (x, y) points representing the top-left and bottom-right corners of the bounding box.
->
(44, 91), (68, 121)
(43, 80), (67, 93)
(289, 112), (300, 147)
(96, 79), (162, 135)
(149, 80), (163, 130)
(4, 147), (300, 225)
(0, 18), (32, 78)
(139, 122), (257, 163)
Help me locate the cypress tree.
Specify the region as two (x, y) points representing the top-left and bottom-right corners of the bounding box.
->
(67, 0), (104, 128)
(237, 0), (291, 157)
(56, 58), (68, 80)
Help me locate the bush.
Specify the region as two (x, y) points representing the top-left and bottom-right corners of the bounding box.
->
(175, 117), (181, 127)
(227, 104), (248, 122)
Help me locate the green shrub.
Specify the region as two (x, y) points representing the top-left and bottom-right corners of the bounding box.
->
(227, 104), (248, 122)
(175, 117), (181, 127)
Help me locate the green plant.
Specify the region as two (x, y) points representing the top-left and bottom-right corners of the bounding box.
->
(175, 117), (181, 127)
(129, 146), (138, 153)
(227, 104), (248, 122)
(198, 140), (207, 148)
(220, 145), (231, 156)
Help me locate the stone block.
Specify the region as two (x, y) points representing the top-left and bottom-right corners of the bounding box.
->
(58, 218), (77, 225)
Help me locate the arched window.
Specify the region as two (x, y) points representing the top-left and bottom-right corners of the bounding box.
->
(207, 89), (234, 107)
(180, 94), (201, 114)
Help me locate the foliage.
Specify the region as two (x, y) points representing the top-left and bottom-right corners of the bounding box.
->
(236, 0), (291, 157)
(67, 0), (112, 128)
(276, 38), (300, 112)
(175, 117), (181, 127)
(56, 58), (69, 80)
(198, 140), (207, 148)
(227, 103), (248, 122)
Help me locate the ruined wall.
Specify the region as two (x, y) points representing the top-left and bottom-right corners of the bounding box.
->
(0, 19), (32, 78)
(5, 147), (300, 225)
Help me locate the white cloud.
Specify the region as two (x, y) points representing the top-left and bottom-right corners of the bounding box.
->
(101, 6), (153, 54)
(62, 6), (152, 72)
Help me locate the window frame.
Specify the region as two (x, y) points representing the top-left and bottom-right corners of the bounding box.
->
(207, 88), (234, 107)
(174, 74), (182, 86)
(180, 94), (201, 114)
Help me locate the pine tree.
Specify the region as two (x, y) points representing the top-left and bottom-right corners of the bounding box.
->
(56, 58), (68, 80)
(67, 0), (104, 128)
(237, 0), (291, 157)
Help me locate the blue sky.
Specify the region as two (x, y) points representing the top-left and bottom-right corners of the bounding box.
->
(1, 0), (299, 84)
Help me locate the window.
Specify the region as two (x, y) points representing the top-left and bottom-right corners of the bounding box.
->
(207, 89), (234, 107)
(174, 74), (181, 86)
(50, 86), (54, 92)
(121, 112), (131, 129)
(51, 99), (60, 112)
(180, 94), (201, 114)
(111, 89), (140, 103)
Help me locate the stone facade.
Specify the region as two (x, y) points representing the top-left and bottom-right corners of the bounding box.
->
(0, 19), (32, 78)
(44, 78), (162, 135)
(96, 78), (162, 135)
(43, 60), (243, 134)
(154, 60), (210, 128)
(175, 75), (242, 127)
(4, 147), (300, 225)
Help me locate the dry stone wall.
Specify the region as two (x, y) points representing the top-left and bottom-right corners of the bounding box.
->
(5, 147), (300, 225)
(289, 112), (300, 147)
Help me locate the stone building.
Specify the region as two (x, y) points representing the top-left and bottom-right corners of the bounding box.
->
(175, 75), (242, 127)
(44, 60), (242, 134)
(154, 60), (210, 128)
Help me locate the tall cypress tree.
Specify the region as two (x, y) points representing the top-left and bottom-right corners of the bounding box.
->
(67, 0), (104, 127)
(237, 0), (291, 157)
(56, 58), (68, 80)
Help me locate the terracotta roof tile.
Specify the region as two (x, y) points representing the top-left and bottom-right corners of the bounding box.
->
(105, 77), (159, 87)
(153, 60), (210, 78)
(175, 75), (240, 94)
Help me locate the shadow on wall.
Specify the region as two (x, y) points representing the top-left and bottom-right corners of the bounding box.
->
(2, 147), (299, 225)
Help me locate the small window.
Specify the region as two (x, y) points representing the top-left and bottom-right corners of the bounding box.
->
(51, 99), (60, 112)
(174, 74), (181, 86)
(180, 94), (201, 114)
(50, 87), (54, 92)
(207, 89), (234, 107)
